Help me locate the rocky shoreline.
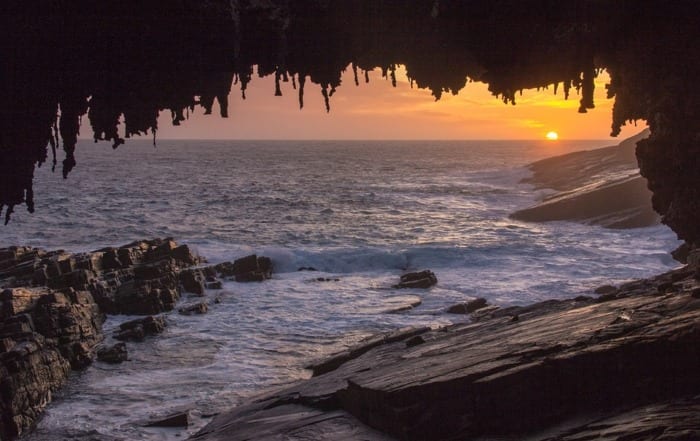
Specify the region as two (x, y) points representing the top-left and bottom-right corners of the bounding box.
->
(3, 238), (699, 440)
(192, 259), (700, 440)
(0, 238), (271, 440)
(511, 130), (660, 229)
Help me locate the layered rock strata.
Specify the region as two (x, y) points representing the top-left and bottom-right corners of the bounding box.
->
(0, 238), (201, 315)
(193, 265), (700, 440)
(0, 286), (103, 439)
(0, 238), (275, 440)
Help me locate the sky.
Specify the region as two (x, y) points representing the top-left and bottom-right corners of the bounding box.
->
(154, 65), (646, 141)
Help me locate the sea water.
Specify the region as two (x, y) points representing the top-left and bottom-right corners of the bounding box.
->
(3, 139), (680, 440)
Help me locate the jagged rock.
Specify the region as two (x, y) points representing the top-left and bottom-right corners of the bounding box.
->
(447, 297), (488, 314)
(113, 316), (166, 342)
(0, 239), (204, 439)
(180, 269), (205, 295)
(178, 302), (208, 315)
(0, 287), (103, 440)
(214, 255), (273, 283)
(393, 270), (437, 289)
(97, 342), (128, 364)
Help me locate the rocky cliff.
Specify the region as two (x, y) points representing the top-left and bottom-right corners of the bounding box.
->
(1, 1), (699, 245)
(0, 238), (201, 439)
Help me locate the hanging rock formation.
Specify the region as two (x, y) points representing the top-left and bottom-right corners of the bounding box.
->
(1, 1), (700, 247)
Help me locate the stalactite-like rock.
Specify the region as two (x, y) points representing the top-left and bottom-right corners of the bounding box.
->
(1, 0), (700, 247)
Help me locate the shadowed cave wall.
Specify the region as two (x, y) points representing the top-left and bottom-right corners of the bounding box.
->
(1, 0), (699, 245)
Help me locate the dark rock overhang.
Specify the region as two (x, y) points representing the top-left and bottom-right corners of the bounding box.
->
(1, 0), (699, 242)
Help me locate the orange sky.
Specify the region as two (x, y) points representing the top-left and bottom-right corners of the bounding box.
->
(153, 66), (645, 140)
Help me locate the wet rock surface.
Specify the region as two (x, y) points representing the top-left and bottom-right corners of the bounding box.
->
(0, 287), (103, 439)
(393, 270), (437, 289)
(113, 316), (166, 342)
(0, 238), (205, 439)
(213, 254), (272, 282)
(192, 265), (700, 441)
(96, 342), (127, 364)
(1, 238), (201, 315)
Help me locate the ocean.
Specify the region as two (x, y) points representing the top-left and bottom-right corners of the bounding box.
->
(3, 139), (680, 440)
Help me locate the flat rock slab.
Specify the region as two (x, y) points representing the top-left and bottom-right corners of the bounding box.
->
(192, 266), (700, 441)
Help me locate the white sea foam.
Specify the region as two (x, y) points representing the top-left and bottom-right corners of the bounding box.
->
(14, 139), (680, 440)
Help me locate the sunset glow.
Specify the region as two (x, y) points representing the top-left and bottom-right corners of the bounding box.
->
(546, 131), (559, 140)
(151, 65), (646, 140)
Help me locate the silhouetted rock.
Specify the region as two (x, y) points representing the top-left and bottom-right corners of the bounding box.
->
(97, 342), (128, 364)
(394, 270), (437, 289)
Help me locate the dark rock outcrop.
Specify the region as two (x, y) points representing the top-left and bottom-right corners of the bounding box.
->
(393, 270), (437, 289)
(193, 265), (700, 440)
(178, 302), (208, 316)
(0, 287), (103, 439)
(113, 316), (166, 342)
(180, 269), (206, 296)
(214, 255), (272, 282)
(0, 238), (207, 439)
(1, 238), (201, 315)
(96, 342), (128, 364)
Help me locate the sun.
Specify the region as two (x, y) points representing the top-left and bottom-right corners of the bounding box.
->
(545, 131), (559, 141)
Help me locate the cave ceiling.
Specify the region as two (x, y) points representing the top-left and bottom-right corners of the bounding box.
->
(1, 0), (699, 241)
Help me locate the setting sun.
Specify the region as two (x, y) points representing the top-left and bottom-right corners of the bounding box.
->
(546, 131), (559, 140)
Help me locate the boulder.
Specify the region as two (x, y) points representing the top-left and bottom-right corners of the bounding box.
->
(180, 269), (205, 295)
(97, 342), (128, 363)
(113, 316), (166, 342)
(178, 302), (208, 315)
(393, 270), (437, 289)
(447, 297), (489, 314)
(214, 255), (273, 282)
